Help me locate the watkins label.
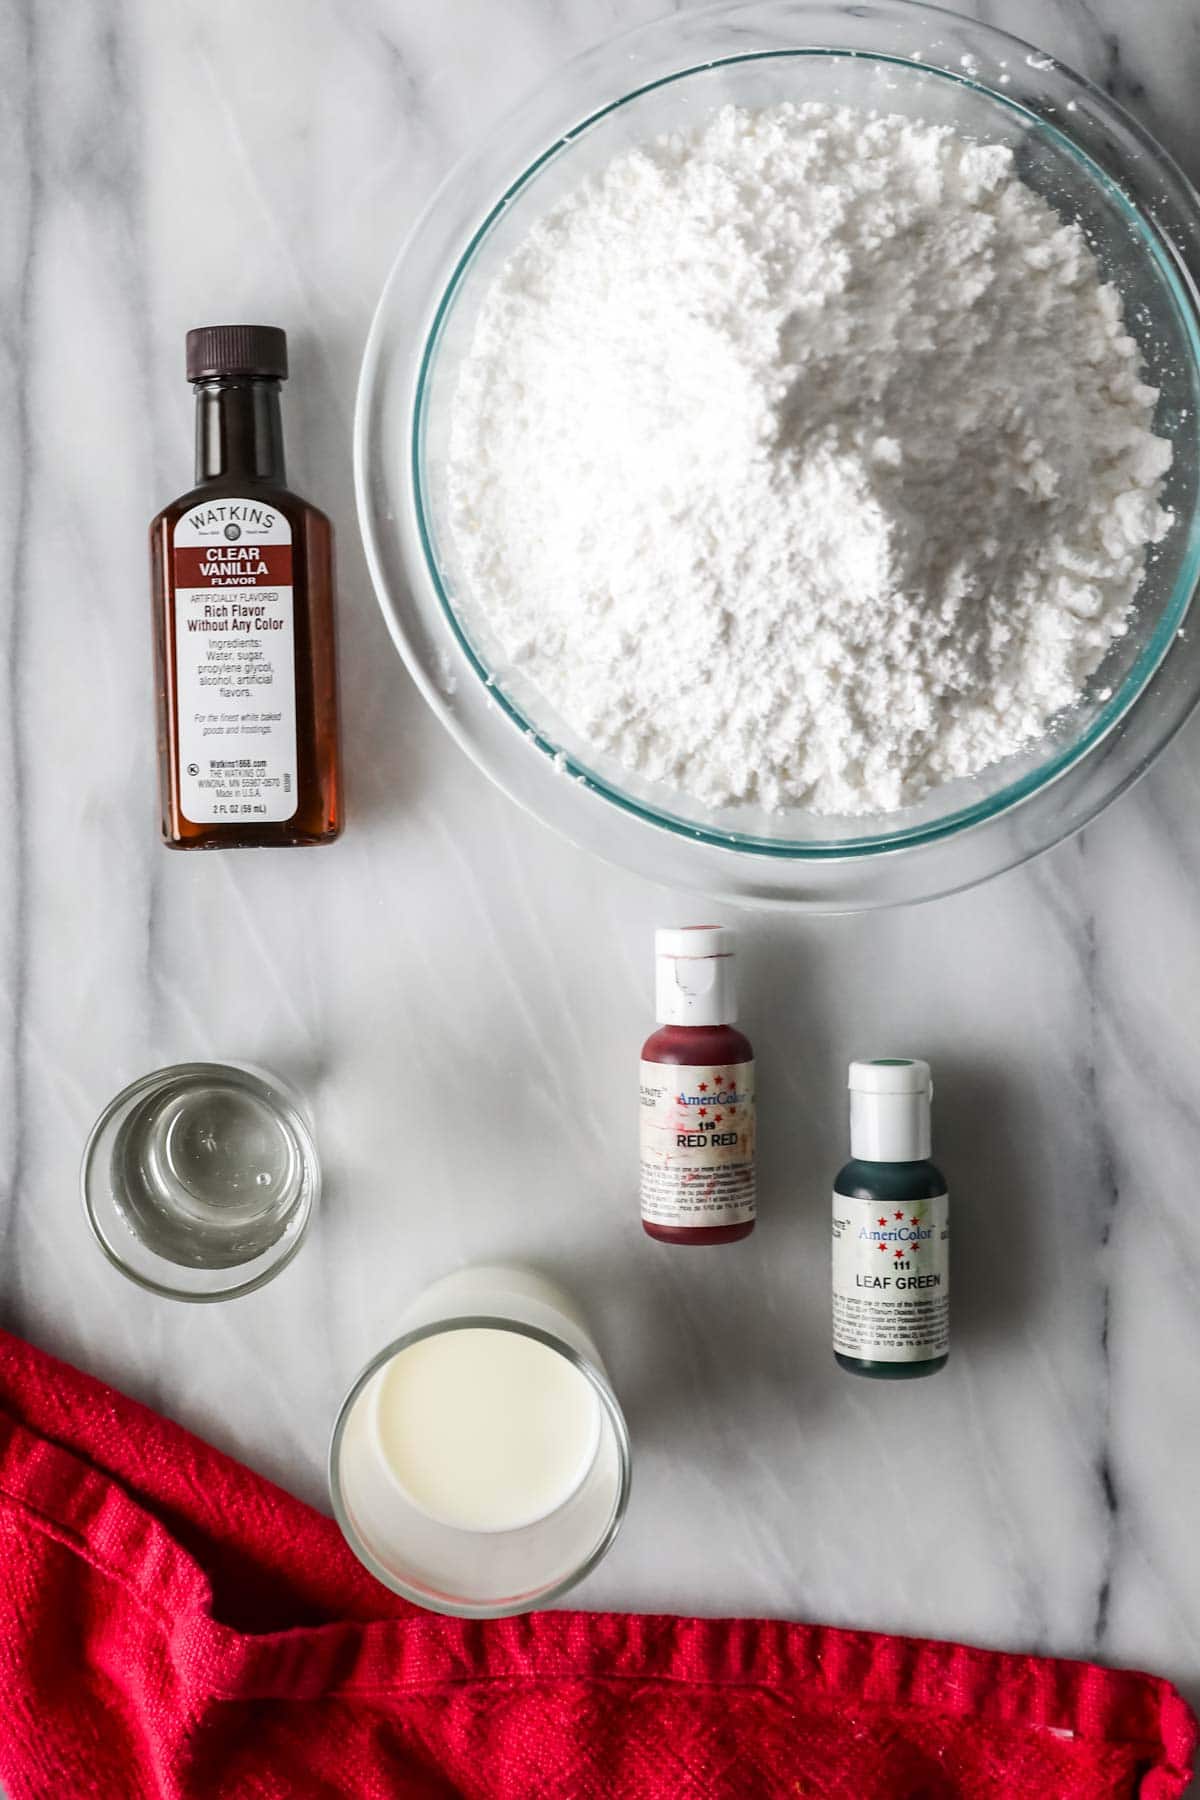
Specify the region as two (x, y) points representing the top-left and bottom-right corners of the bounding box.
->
(639, 1061), (755, 1228)
(172, 500), (297, 824)
(832, 1191), (949, 1362)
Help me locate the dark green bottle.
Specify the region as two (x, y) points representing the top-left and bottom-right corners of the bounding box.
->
(832, 1059), (948, 1379)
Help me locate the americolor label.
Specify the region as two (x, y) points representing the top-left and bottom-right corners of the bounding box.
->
(640, 1061), (756, 1228)
(832, 1191), (949, 1361)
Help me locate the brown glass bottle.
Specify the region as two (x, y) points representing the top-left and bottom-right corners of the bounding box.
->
(150, 325), (341, 848)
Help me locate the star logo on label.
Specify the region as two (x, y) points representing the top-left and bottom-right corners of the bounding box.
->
(893, 1248), (904, 1259)
(893, 1210), (903, 1220)
(877, 1216), (887, 1227)
(878, 1243), (887, 1253)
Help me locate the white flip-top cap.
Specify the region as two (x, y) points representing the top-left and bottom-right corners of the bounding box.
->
(655, 926), (737, 1025)
(849, 1058), (932, 1161)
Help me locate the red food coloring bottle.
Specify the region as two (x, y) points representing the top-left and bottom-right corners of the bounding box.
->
(640, 926), (756, 1246)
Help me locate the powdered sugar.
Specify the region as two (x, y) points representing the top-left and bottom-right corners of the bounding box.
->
(445, 103), (1172, 817)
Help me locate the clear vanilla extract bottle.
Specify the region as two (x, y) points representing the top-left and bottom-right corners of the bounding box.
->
(150, 326), (342, 848)
(639, 927), (756, 1245)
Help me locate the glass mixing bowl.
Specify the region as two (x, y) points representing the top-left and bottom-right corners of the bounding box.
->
(356, 0), (1200, 909)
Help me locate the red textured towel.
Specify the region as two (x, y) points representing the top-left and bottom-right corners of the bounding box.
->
(0, 1327), (1192, 1799)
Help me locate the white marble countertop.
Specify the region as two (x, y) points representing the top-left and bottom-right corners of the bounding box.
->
(4, 0), (1200, 1773)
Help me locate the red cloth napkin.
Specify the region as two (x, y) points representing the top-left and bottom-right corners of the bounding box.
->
(0, 1326), (1192, 1799)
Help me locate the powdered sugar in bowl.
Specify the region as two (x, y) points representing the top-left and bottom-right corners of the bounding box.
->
(356, 0), (1200, 910)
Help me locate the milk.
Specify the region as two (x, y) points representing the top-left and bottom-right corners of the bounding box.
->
(331, 1265), (630, 1615)
(371, 1326), (601, 1533)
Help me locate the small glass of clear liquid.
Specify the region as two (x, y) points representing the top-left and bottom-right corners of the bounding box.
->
(82, 1063), (320, 1300)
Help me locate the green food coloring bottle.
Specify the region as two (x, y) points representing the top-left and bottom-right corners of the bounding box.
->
(832, 1059), (948, 1379)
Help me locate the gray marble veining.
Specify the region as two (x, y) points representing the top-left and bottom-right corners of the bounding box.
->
(3, 0), (1200, 1782)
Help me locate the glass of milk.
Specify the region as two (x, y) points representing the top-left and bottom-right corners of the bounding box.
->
(329, 1266), (631, 1616)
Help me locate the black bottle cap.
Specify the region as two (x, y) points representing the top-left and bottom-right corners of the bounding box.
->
(186, 325), (288, 383)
